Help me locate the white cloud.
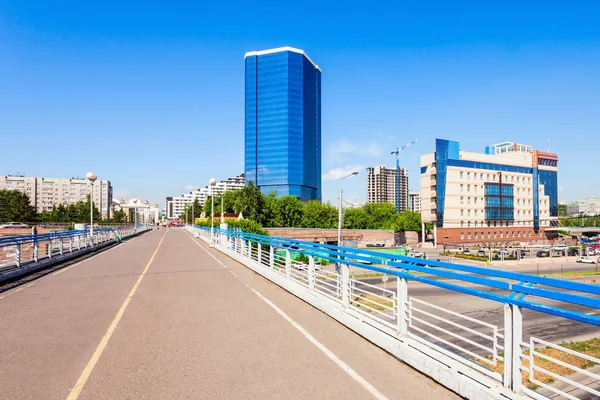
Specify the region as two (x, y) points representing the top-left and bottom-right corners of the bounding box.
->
(328, 139), (383, 163)
(323, 165), (365, 180)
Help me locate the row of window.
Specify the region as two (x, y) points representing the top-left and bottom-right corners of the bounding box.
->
(458, 196), (548, 207)
(458, 220), (552, 227)
(459, 171), (534, 184)
(459, 231), (540, 240)
(458, 184), (534, 195)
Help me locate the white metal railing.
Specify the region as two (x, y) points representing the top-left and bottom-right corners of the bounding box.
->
(191, 227), (600, 400)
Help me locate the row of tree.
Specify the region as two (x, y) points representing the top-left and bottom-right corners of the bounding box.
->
(0, 189), (126, 223)
(181, 182), (425, 232)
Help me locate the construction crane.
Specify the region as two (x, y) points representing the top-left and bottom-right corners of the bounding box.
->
(390, 139), (419, 212)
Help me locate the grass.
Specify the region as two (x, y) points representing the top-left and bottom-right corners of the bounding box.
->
(480, 337), (600, 390)
(542, 270), (600, 277)
(352, 294), (394, 312)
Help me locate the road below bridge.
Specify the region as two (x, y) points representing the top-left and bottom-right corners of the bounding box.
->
(0, 228), (458, 400)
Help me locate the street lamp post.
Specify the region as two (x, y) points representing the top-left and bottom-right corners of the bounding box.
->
(191, 196), (195, 236)
(337, 171), (359, 247)
(144, 200), (150, 226)
(209, 178), (217, 245)
(86, 172), (97, 241)
(133, 199), (138, 233)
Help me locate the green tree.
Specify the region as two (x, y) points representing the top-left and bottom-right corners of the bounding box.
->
(363, 202), (396, 229)
(0, 189), (38, 222)
(301, 200), (338, 229)
(343, 207), (371, 229)
(112, 209), (126, 223)
(276, 196), (304, 227)
(234, 181), (265, 223)
(558, 204), (568, 217)
(262, 191), (280, 227)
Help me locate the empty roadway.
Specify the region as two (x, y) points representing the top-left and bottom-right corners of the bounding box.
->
(0, 228), (458, 400)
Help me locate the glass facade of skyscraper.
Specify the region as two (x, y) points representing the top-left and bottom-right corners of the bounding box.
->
(245, 47), (322, 201)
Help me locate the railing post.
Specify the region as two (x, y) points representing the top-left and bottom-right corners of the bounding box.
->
(34, 240), (39, 262)
(285, 249), (291, 279)
(258, 243), (262, 265)
(48, 239), (53, 259)
(69, 237), (73, 253)
(247, 240), (252, 262)
(308, 255), (315, 291)
(84, 234), (88, 248)
(59, 238), (64, 256)
(503, 303), (513, 389)
(16, 243), (21, 267)
(511, 304), (523, 393)
(341, 263), (350, 306)
(397, 275), (408, 335)
(269, 246), (274, 270)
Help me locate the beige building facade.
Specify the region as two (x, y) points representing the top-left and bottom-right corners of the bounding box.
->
(0, 175), (113, 218)
(366, 165), (409, 210)
(420, 139), (558, 245)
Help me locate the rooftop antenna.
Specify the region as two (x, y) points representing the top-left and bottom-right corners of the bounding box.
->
(390, 139), (418, 212)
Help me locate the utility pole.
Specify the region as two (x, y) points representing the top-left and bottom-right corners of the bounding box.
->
(391, 139), (418, 213)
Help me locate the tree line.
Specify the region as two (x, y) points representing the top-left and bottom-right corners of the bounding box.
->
(0, 189), (126, 223)
(181, 182), (426, 232)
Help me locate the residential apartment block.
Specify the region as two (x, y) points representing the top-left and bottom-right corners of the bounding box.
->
(0, 175), (113, 218)
(366, 165), (409, 211)
(567, 198), (600, 216)
(408, 191), (421, 213)
(420, 139), (558, 245)
(165, 174), (245, 219)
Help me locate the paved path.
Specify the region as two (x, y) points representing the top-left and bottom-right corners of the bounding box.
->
(0, 228), (458, 400)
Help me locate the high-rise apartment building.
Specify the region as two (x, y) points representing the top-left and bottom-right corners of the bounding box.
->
(408, 191), (421, 213)
(420, 139), (558, 244)
(366, 166), (409, 210)
(0, 175), (113, 218)
(244, 46), (322, 201)
(165, 174), (245, 219)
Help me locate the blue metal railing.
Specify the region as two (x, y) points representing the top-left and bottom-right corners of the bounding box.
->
(197, 226), (600, 327)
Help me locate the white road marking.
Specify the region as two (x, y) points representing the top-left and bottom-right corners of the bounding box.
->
(14, 288), (23, 292)
(187, 234), (388, 400)
(586, 311), (597, 315)
(66, 231), (169, 400)
(26, 282), (35, 287)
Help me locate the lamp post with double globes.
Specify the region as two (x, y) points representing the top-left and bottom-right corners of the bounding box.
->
(133, 199), (138, 233)
(209, 178), (217, 245)
(86, 172), (97, 240)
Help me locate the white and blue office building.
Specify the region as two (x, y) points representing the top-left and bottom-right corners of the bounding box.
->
(420, 139), (559, 245)
(244, 46), (322, 201)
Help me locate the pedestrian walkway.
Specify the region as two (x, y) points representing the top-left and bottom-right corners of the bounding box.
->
(0, 228), (458, 400)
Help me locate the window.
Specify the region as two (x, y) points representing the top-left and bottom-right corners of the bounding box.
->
(460, 196), (464, 204)
(480, 173), (483, 180)
(467, 210), (471, 216)
(468, 221), (471, 227)
(487, 174), (491, 180)
(460, 171), (464, 179)
(461, 209), (464, 216)
(517, 177), (520, 183)
(467, 232), (472, 239)
(494, 232), (497, 238)
(500, 232), (504, 238)
(467, 197), (471, 204)
(460, 184), (464, 192)
(474, 197), (477, 204)
(467, 172), (470, 179)
(461, 221), (464, 227)
(475, 232), (479, 239)
(467, 184), (471, 192)
(474, 221), (478, 227)
(460, 232), (465, 240)
(518, 231), (521, 238)
(487, 232), (491, 239)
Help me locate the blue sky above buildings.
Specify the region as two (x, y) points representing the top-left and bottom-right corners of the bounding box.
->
(1, 1), (599, 207)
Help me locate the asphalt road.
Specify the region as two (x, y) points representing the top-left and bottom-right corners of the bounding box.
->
(0, 228), (458, 400)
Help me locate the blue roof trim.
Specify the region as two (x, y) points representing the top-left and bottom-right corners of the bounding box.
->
(447, 159), (533, 174)
(420, 166), (428, 174)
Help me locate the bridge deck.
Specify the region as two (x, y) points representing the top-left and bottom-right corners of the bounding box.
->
(0, 228), (458, 400)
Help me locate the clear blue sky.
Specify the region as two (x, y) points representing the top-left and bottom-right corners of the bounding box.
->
(1, 1), (599, 208)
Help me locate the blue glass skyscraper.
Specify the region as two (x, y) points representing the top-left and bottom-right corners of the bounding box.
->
(245, 46), (322, 201)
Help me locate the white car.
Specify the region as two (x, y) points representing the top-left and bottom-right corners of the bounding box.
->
(0, 222), (29, 229)
(576, 257), (596, 264)
(551, 245), (569, 251)
(409, 251), (423, 258)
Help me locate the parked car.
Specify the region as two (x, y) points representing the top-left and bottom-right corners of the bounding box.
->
(576, 257), (596, 264)
(463, 248), (471, 255)
(551, 245), (569, 251)
(0, 222), (29, 228)
(537, 250), (550, 257)
(477, 249), (486, 257)
(409, 250), (423, 258)
(567, 248), (580, 256)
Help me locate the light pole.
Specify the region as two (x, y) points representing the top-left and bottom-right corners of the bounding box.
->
(209, 178), (217, 245)
(191, 195), (195, 236)
(337, 171), (359, 247)
(133, 199), (138, 233)
(86, 172), (97, 239)
(144, 200), (150, 226)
